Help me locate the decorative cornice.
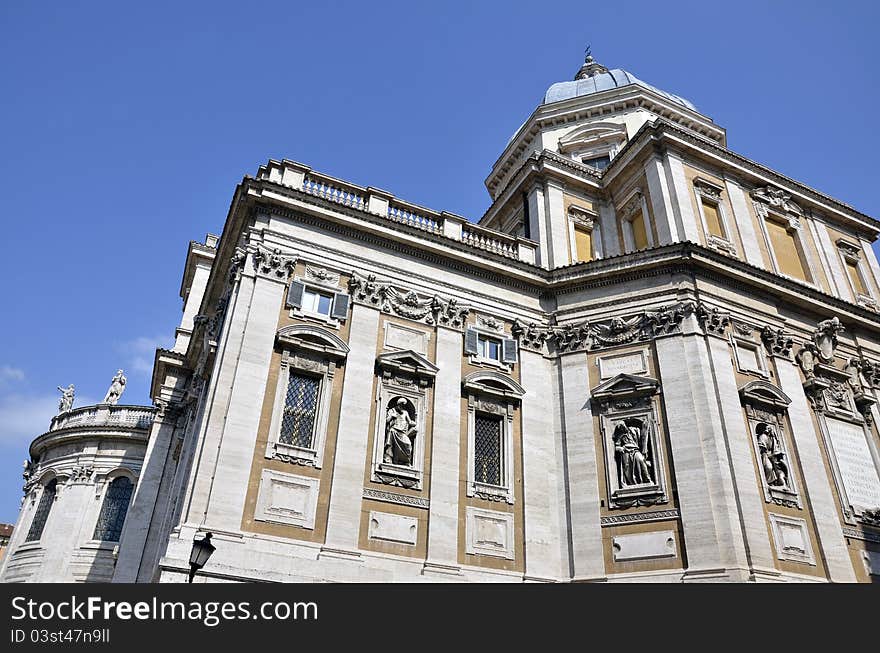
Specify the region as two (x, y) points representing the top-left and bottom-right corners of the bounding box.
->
(347, 271), (471, 330)
(600, 509), (680, 526)
(750, 185), (803, 218)
(548, 300), (695, 354)
(362, 487), (429, 509)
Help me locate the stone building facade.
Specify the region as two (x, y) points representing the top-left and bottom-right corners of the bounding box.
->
(4, 55), (880, 582)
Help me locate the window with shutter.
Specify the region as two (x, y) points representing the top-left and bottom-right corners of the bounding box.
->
(502, 338), (518, 364)
(286, 281), (305, 309)
(331, 292), (349, 320)
(464, 328), (479, 355)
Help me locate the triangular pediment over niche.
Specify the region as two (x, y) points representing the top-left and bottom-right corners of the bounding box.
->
(376, 350), (439, 380)
(739, 380), (791, 411)
(590, 373), (660, 400)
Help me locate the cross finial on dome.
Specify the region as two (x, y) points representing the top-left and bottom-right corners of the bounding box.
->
(575, 45), (608, 80)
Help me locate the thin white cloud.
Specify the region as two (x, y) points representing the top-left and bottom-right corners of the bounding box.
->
(0, 366), (25, 387)
(115, 335), (173, 376)
(0, 393), (101, 446)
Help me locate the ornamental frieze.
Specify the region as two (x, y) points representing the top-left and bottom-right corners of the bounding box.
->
(521, 300), (697, 355)
(347, 271), (471, 330)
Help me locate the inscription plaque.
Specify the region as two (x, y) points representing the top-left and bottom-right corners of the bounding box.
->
(825, 417), (880, 511)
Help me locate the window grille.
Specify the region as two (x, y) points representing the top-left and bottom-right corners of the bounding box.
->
(474, 415), (503, 486)
(26, 478), (57, 542)
(93, 476), (134, 542)
(280, 372), (320, 449)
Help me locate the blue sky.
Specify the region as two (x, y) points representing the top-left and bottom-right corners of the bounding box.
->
(0, 0), (878, 524)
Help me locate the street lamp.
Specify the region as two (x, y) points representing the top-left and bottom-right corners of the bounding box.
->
(188, 532), (215, 583)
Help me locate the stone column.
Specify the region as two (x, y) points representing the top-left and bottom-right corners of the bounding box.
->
(655, 319), (748, 580)
(526, 183), (549, 268)
(775, 360), (856, 582)
(114, 411), (179, 582)
(423, 326), (463, 575)
(664, 151), (701, 244)
(644, 154), (678, 245)
(724, 178), (763, 268)
(183, 245), (294, 533)
(705, 331), (777, 578)
(322, 301), (380, 555)
(519, 348), (563, 581)
(544, 179), (569, 269)
(559, 351), (604, 581)
(598, 201), (620, 258)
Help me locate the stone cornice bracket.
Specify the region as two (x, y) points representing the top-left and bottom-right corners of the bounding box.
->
(251, 245), (296, 281)
(696, 303), (731, 338)
(761, 325), (794, 359)
(644, 300), (695, 338)
(431, 295), (471, 330)
(228, 246), (247, 284)
(511, 319), (552, 353)
(618, 190), (644, 220)
(348, 271), (389, 309)
(750, 185), (804, 219)
(567, 204), (596, 229)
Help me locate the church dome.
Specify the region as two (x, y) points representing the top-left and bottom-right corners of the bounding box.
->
(542, 55), (697, 112)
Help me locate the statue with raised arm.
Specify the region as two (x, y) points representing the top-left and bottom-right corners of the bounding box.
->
(56, 384), (75, 414)
(103, 370), (127, 405)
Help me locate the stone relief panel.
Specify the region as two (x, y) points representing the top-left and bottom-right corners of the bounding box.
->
(465, 506), (515, 560)
(768, 513), (815, 565)
(367, 511), (418, 545)
(597, 350), (648, 379)
(612, 531), (676, 562)
(254, 469), (320, 530)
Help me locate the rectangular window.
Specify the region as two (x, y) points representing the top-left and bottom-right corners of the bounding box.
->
(478, 335), (502, 361)
(574, 226), (593, 262)
(846, 258), (868, 296)
(701, 199), (725, 238)
(766, 218), (808, 281)
(630, 210), (649, 250)
(474, 414), (503, 486)
(302, 288), (334, 316)
(280, 372), (321, 449)
(582, 154), (611, 171)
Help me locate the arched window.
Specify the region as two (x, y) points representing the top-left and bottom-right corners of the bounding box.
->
(93, 476), (134, 542)
(25, 478), (57, 542)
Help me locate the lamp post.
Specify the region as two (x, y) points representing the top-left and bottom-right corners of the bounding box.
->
(188, 532), (215, 583)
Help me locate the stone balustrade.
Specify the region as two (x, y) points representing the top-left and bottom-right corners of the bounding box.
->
(257, 159), (539, 265)
(50, 405), (156, 432)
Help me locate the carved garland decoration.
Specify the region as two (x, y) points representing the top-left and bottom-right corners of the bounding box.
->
(347, 271), (471, 329)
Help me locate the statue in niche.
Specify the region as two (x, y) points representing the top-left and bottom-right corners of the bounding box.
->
(103, 369), (127, 405)
(612, 418), (654, 487)
(384, 397), (417, 466)
(755, 422), (790, 490)
(56, 383), (75, 414)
